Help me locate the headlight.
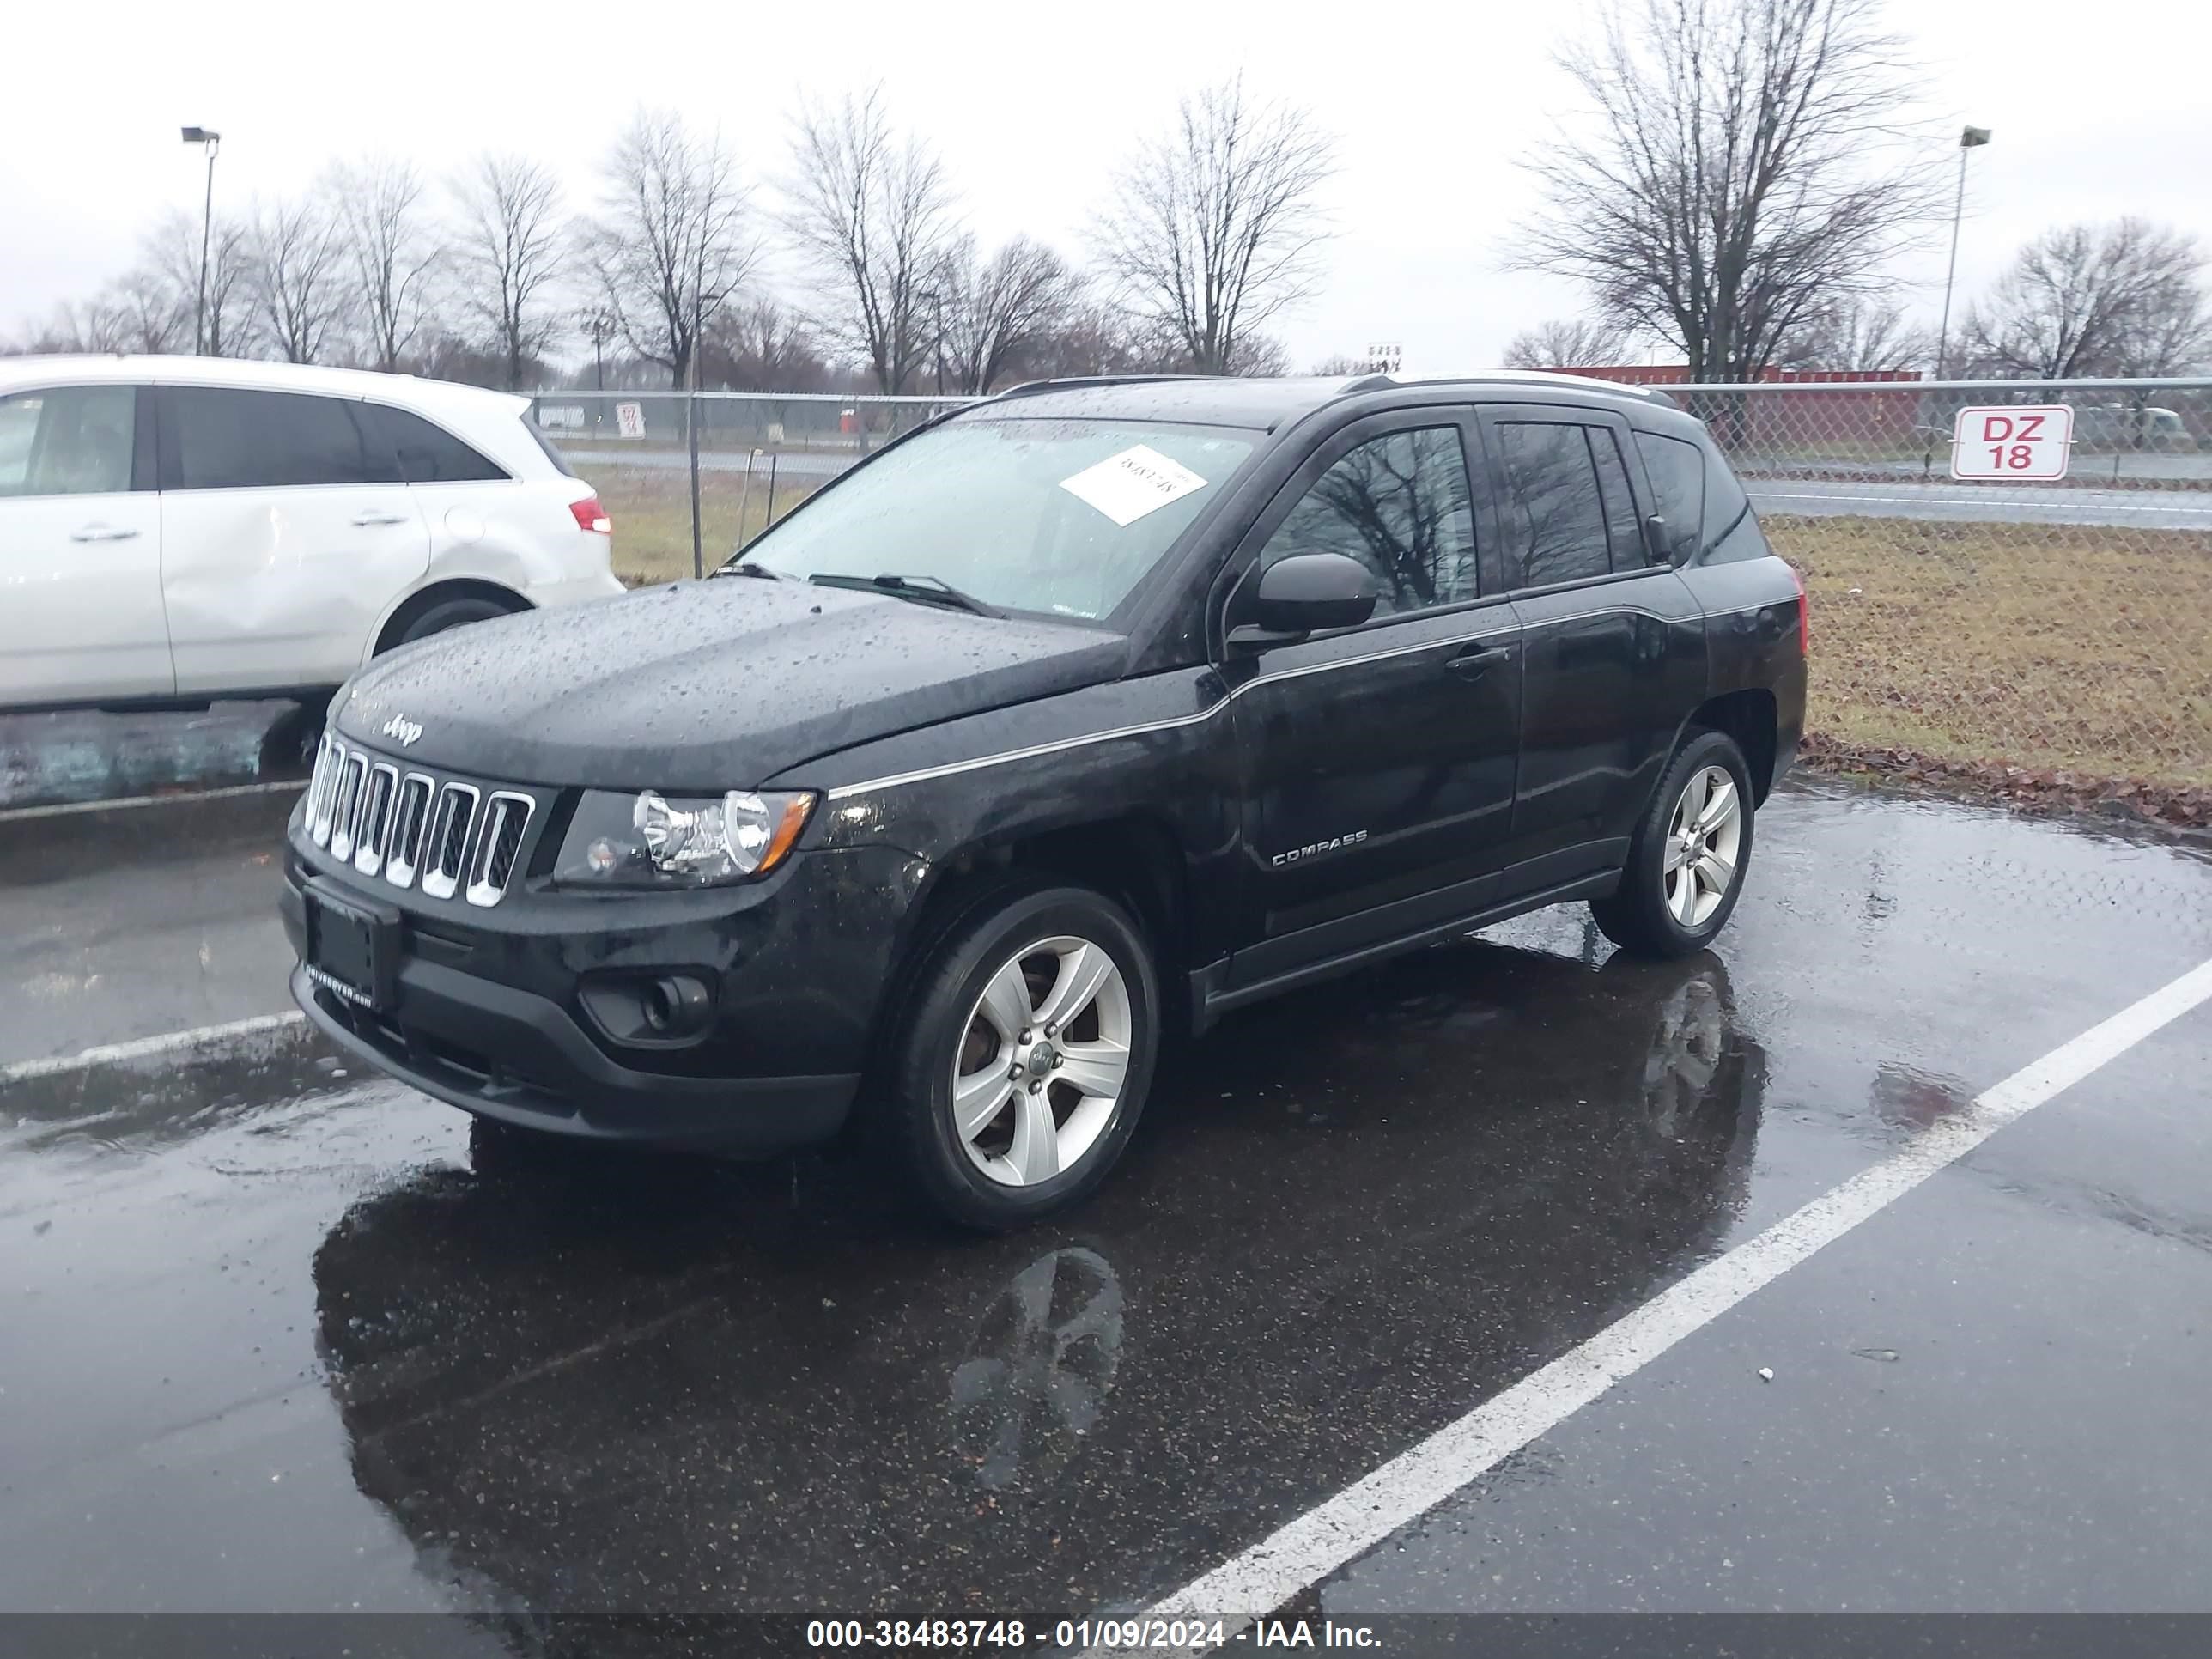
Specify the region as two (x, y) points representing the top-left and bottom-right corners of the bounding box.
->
(553, 789), (816, 888)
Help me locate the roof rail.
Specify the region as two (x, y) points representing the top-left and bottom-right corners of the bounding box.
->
(1368, 368), (1680, 406)
(992, 374), (1207, 402)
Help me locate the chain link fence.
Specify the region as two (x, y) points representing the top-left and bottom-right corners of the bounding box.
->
(1688, 376), (2211, 793)
(526, 390), (968, 586)
(531, 377), (2212, 795)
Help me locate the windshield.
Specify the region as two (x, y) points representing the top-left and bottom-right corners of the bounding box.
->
(734, 416), (1258, 621)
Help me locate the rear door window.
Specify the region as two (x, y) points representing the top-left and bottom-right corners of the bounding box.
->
(1494, 422), (1610, 587)
(0, 386), (138, 497)
(1632, 432), (1705, 565)
(161, 386), (400, 490)
(360, 404), (507, 483)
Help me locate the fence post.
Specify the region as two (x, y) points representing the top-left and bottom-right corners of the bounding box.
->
(765, 454), (780, 526)
(737, 448), (758, 550)
(686, 389), (704, 580)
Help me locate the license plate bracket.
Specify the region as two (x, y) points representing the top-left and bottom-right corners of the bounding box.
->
(304, 878), (402, 1014)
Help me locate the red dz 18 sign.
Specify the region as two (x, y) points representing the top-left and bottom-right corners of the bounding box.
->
(1950, 404), (2074, 481)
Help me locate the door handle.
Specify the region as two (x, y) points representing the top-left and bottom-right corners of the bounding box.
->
(1445, 644), (1512, 679)
(351, 509), (411, 526)
(70, 524), (142, 542)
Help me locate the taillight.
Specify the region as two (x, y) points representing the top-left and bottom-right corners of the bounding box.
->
(1790, 563), (1809, 653)
(568, 494), (611, 534)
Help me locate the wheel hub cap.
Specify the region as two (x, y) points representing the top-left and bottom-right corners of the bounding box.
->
(1664, 764), (1743, 929)
(950, 935), (1134, 1189)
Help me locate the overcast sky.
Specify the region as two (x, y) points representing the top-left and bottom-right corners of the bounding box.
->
(6, 0), (2208, 371)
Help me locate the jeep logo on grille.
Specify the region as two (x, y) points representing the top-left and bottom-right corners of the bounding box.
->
(380, 714), (424, 748)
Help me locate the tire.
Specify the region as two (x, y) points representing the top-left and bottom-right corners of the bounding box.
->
(258, 693), (331, 774)
(1591, 729), (1757, 959)
(386, 593), (516, 650)
(878, 878), (1160, 1231)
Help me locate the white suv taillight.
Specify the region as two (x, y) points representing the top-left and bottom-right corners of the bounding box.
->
(568, 494), (611, 534)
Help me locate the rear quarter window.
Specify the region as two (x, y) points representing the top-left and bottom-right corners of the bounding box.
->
(360, 404), (507, 483)
(1632, 431), (1704, 565)
(521, 416), (577, 477)
(1698, 440), (1767, 565)
(1634, 429), (1767, 566)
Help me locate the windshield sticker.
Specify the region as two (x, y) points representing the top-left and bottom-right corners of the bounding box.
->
(1059, 446), (1210, 526)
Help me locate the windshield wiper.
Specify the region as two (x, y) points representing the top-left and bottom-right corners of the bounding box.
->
(712, 559), (787, 580)
(807, 573), (1000, 617)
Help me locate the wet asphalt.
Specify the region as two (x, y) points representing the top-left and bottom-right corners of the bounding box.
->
(3, 775), (2210, 1632)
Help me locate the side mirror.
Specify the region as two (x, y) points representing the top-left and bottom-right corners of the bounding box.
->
(1642, 514), (1673, 565)
(1226, 552), (1379, 648)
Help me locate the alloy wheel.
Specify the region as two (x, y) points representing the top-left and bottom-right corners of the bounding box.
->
(1662, 764), (1742, 928)
(950, 935), (1133, 1188)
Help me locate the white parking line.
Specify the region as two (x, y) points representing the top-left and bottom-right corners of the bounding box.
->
(0, 1011), (307, 1085)
(0, 779), (303, 824)
(1133, 955), (2212, 1638)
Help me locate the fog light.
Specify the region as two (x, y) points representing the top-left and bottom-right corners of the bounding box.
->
(577, 973), (714, 1045)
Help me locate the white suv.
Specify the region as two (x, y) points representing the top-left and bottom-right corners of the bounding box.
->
(0, 356), (625, 712)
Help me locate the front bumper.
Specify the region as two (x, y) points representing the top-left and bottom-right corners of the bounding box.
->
(282, 830), (925, 1153)
(288, 960), (858, 1152)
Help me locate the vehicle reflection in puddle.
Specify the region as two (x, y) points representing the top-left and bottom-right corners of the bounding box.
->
(951, 1246), (1124, 1491)
(305, 940), (1768, 1615)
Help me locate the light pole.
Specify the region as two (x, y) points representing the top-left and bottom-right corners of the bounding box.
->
(180, 126), (222, 356)
(1933, 125), (1991, 380)
(578, 307), (613, 389)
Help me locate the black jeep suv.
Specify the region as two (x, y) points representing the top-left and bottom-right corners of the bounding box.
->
(283, 371), (1806, 1229)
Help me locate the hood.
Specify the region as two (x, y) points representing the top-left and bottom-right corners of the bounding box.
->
(335, 579), (1128, 788)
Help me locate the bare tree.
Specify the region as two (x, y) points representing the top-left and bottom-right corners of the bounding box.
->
(590, 109), (756, 388)
(931, 234), (1078, 393)
(702, 296), (831, 392)
(102, 267), (191, 353)
(37, 252), (196, 356)
(784, 88), (961, 394)
(1774, 295), (1931, 370)
(450, 153), (567, 392)
(1018, 303), (1181, 380)
(416, 331), (557, 392)
(1500, 317), (1637, 368)
(246, 192), (348, 363)
(15, 298), (131, 355)
(1960, 219), (2211, 380)
(1091, 77), (1337, 375)
(13, 268), (185, 356)
(1513, 0), (1933, 382)
(146, 208), (252, 356)
(1221, 332), (1291, 376)
(332, 158), (439, 372)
